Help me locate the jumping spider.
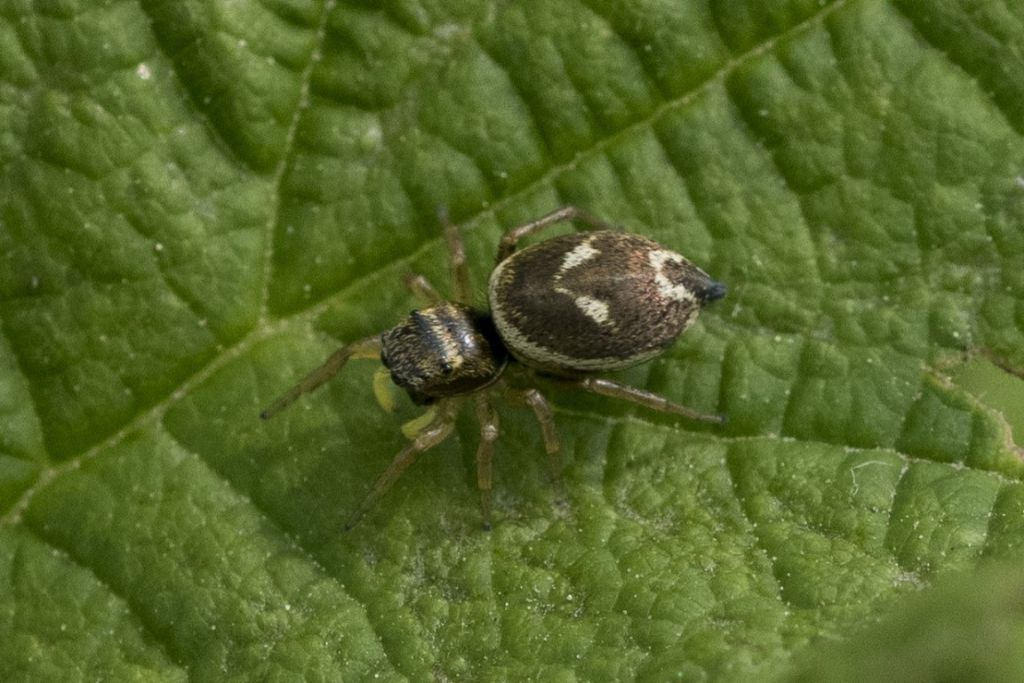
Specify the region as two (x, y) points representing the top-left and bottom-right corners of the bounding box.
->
(261, 207), (726, 529)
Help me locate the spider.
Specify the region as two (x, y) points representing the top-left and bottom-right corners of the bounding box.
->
(261, 207), (726, 529)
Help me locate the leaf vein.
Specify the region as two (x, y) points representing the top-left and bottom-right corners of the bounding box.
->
(258, 0), (338, 322)
(268, 0), (852, 322)
(889, 1), (1024, 136)
(19, 524), (191, 675)
(157, 426), (404, 677)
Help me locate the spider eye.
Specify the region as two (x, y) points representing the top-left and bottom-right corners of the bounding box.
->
(440, 360), (454, 375)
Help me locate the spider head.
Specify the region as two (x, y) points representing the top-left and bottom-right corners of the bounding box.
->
(380, 302), (508, 405)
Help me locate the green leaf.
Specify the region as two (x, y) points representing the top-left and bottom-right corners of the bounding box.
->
(2, 0), (1023, 679)
(784, 562), (1024, 682)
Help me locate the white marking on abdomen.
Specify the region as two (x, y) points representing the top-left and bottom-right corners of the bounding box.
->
(549, 237), (617, 329)
(557, 239), (599, 274)
(648, 249), (696, 303)
(573, 295), (611, 326)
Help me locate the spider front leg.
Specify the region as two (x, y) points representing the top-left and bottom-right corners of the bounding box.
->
(403, 206), (470, 306)
(260, 336), (381, 420)
(344, 400), (461, 530)
(564, 377), (725, 425)
(496, 206), (619, 263)
(438, 207), (472, 303)
(402, 272), (443, 305)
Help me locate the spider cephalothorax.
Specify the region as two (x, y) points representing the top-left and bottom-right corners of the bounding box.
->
(380, 302), (507, 405)
(261, 207), (726, 530)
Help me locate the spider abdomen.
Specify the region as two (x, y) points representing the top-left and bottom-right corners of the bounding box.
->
(488, 231), (725, 375)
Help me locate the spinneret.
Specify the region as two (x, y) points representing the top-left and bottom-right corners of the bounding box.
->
(261, 206), (726, 530)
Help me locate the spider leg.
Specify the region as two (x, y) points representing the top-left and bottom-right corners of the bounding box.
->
(438, 206), (472, 303)
(562, 377), (725, 424)
(510, 387), (561, 485)
(260, 336), (381, 420)
(402, 272), (443, 306)
(473, 394), (500, 530)
(344, 401), (460, 530)
(496, 206), (619, 263)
